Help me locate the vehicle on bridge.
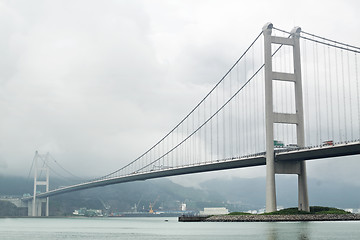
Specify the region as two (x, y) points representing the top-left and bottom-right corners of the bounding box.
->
(274, 140), (284, 148)
(286, 144), (299, 150)
(322, 140), (334, 146)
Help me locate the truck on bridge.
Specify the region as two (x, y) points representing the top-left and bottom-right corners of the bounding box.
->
(274, 140), (284, 148)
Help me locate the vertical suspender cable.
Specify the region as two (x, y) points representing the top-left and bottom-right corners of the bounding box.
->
(312, 42), (319, 144)
(346, 50), (353, 140)
(242, 85), (245, 155)
(328, 46), (334, 141)
(162, 138), (164, 168)
(204, 100), (207, 162)
(216, 86), (219, 159)
(252, 46), (257, 152)
(171, 125), (174, 166)
(236, 64), (240, 155)
(341, 50), (347, 141)
(198, 107), (201, 163)
(181, 119), (184, 166)
(355, 53), (360, 140)
(191, 112), (194, 164)
(255, 70), (259, 152)
(229, 72), (233, 157)
(287, 47), (293, 144)
(324, 45), (330, 140)
(315, 42), (322, 144)
(176, 125), (179, 166)
(210, 90), (213, 160)
(335, 48), (342, 142)
(244, 55), (248, 154)
(303, 39), (311, 146)
(290, 46), (295, 144)
(186, 114), (189, 164)
(198, 105), (201, 162)
(245, 86), (249, 154)
(249, 61), (253, 152)
(283, 48), (287, 143)
(223, 78), (226, 158)
(251, 77), (255, 152)
(193, 111), (196, 164)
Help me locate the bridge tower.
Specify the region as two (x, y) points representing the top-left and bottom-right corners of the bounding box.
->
(30, 151), (50, 216)
(262, 23), (309, 212)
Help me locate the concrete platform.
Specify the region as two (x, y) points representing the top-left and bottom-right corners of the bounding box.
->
(179, 214), (360, 222)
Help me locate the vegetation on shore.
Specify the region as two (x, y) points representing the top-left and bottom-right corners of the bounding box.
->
(0, 201), (27, 216)
(228, 212), (252, 215)
(228, 206), (351, 216)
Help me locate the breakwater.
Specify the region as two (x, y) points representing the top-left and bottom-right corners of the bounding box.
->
(178, 216), (210, 222)
(179, 214), (360, 222)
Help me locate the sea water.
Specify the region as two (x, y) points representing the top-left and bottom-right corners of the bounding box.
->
(1, 217), (360, 240)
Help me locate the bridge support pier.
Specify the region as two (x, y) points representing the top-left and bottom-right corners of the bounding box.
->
(263, 23), (309, 212)
(274, 160), (309, 211)
(28, 198), (47, 216)
(298, 161), (309, 211)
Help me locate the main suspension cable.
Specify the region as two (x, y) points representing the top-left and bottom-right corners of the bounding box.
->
(100, 31), (264, 179)
(301, 30), (360, 52)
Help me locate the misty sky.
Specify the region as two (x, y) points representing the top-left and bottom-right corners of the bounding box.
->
(0, 0), (359, 187)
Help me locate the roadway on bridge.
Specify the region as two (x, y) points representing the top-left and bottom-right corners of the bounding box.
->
(23, 141), (360, 200)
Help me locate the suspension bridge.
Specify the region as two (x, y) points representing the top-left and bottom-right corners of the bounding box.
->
(21, 23), (360, 216)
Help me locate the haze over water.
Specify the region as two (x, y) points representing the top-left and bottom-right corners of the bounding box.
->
(1, 217), (360, 240)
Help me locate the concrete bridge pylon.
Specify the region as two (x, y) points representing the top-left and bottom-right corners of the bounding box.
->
(262, 22), (309, 213)
(30, 151), (50, 216)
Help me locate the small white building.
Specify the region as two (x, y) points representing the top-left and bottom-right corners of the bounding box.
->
(200, 207), (229, 215)
(181, 203), (187, 211)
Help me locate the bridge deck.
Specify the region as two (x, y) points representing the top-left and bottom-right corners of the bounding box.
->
(23, 142), (360, 200)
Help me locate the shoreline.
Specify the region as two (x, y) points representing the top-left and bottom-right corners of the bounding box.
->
(179, 214), (360, 222)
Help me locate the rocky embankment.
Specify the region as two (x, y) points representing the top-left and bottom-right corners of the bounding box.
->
(205, 214), (360, 222)
(179, 214), (360, 222)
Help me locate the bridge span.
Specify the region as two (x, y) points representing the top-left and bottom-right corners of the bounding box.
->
(23, 141), (360, 200)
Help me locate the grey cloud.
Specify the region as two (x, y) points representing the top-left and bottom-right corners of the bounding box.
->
(0, 0), (359, 184)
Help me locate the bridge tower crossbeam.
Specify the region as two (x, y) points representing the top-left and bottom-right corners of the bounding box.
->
(263, 23), (309, 212)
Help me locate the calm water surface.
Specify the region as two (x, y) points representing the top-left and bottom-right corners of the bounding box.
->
(1, 217), (360, 240)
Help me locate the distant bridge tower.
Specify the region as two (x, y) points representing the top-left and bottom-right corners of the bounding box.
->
(30, 151), (50, 216)
(263, 23), (309, 212)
